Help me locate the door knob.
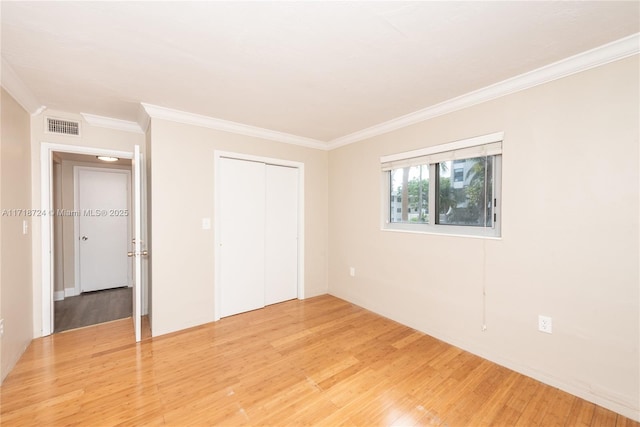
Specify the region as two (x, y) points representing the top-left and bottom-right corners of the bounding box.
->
(127, 250), (148, 257)
(81, 236), (88, 241)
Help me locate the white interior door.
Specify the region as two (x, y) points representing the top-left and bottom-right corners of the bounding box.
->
(219, 157), (266, 317)
(131, 145), (145, 342)
(265, 165), (298, 305)
(77, 168), (130, 293)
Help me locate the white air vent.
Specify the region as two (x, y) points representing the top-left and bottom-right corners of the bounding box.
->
(46, 117), (81, 136)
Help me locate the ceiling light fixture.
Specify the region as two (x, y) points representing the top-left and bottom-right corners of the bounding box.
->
(97, 156), (119, 162)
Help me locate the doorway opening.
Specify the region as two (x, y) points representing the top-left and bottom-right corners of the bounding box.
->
(40, 143), (147, 340)
(51, 152), (132, 333)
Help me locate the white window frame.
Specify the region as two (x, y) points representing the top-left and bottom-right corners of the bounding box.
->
(381, 132), (503, 239)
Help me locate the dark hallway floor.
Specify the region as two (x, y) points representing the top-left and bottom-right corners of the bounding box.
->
(54, 287), (132, 333)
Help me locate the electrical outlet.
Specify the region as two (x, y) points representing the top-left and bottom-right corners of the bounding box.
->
(538, 315), (552, 334)
(349, 267), (355, 277)
(0, 319), (4, 337)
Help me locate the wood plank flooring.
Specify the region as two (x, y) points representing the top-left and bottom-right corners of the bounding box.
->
(1, 295), (637, 426)
(54, 287), (132, 333)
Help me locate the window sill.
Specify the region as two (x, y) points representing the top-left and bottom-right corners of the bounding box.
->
(381, 225), (502, 240)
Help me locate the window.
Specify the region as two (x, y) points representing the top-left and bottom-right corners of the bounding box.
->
(453, 168), (464, 184)
(381, 132), (502, 237)
(390, 164), (429, 224)
(438, 157), (494, 227)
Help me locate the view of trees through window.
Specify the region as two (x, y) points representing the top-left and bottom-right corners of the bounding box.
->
(390, 164), (429, 223)
(390, 156), (494, 227)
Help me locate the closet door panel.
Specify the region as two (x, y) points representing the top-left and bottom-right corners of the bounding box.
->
(265, 164), (298, 305)
(219, 158), (266, 317)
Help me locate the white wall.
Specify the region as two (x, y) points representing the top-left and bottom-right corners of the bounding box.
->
(328, 56), (639, 419)
(29, 109), (145, 337)
(1, 89), (33, 382)
(52, 159), (63, 297)
(148, 119), (329, 336)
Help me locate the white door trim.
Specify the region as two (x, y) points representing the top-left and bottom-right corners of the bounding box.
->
(73, 166), (132, 295)
(40, 143), (133, 336)
(213, 150), (305, 321)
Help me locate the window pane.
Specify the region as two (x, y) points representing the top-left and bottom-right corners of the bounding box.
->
(390, 164), (429, 223)
(437, 156), (493, 227)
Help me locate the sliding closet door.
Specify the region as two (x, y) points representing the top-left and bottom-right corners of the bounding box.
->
(265, 165), (298, 305)
(219, 158), (266, 317)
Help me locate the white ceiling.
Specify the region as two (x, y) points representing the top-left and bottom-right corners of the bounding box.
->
(1, 2), (638, 144)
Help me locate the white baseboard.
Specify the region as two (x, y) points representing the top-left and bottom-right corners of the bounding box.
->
(64, 287), (77, 298)
(53, 291), (65, 301)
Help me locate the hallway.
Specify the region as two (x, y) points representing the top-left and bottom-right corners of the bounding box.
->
(54, 287), (132, 333)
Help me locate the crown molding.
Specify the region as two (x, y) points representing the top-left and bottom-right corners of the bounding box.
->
(136, 104), (151, 134)
(80, 113), (144, 134)
(327, 33), (640, 150)
(1, 57), (46, 116)
(141, 103), (328, 150)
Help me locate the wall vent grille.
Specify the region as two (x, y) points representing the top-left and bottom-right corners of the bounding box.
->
(46, 117), (80, 136)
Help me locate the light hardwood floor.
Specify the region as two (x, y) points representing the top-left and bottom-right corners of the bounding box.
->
(1, 295), (637, 426)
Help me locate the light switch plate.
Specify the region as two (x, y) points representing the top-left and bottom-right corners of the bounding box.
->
(202, 218), (211, 230)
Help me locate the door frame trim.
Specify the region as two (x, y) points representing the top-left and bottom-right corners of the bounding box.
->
(40, 143), (133, 336)
(73, 166), (132, 295)
(213, 151), (305, 321)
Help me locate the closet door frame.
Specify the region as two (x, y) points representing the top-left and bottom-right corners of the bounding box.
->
(213, 151), (305, 321)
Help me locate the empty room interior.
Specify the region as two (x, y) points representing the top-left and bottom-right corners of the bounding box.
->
(1, 2), (639, 426)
